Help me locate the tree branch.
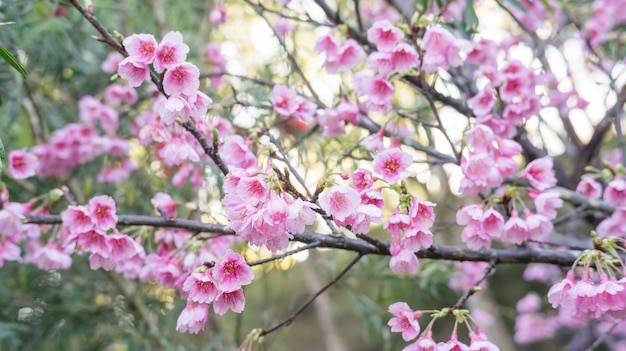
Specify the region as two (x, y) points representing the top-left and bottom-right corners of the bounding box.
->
(24, 214), (582, 266)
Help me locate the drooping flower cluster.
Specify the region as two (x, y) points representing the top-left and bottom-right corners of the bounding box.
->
(548, 235), (626, 321)
(61, 195), (142, 271)
(388, 303), (500, 350)
(177, 249), (254, 333)
(119, 31), (211, 125)
(223, 168), (318, 252)
(384, 196), (435, 274)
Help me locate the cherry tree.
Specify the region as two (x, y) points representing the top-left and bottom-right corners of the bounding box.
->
(2, 0), (626, 349)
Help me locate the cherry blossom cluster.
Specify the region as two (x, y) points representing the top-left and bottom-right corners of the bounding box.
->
(383, 195), (435, 275)
(119, 31), (212, 125)
(8, 123), (131, 179)
(548, 234), (626, 321)
(576, 165), (626, 238)
(223, 167), (318, 252)
(61, 195), (142, 270)
(457, 156), (562, 249)
(177, 249), (254, 333)
(388, 303), (499, 350)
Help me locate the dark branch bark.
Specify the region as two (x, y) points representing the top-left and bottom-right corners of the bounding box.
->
(24, 214), (581, 266)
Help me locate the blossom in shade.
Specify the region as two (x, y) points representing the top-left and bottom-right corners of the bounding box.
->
(123, 33), (158, 63)
(8, 149), (39, 179)
(523, 156), (557, 190)
(604, 177), (626, 206)
(367, 20), (404, 52)
(154, 31), (189, 73)
(163, 62), (200, 96)
(373, 148), (412, 183)
(30, 243), (72, 270)
(0, 239), (21, 267)
(212, 250), (254, 292)
(388, 302), (422, 341)
(319, 185), (361, 221)
(213, 289), (246, 315)
(182, 271), (219, 303)
(176, 301), (209, 334)
(88, 195), (117, 231)
(117, 58), (150, 87)
(575, 177), (603, 201)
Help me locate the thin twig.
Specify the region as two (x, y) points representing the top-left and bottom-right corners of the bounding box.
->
(452, 258), (498, 310)
(247, 241), (321, 266)
(259, 253), (363, 336)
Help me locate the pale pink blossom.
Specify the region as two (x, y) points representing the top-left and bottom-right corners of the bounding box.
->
(532, 190), (563, 219)
(187, 91), (212, 119)
(389, 247), (419, 275)
(31, 243), (72, 270)
(117, 57), (150, 87)
(604, 178), (626, 206)
(575, 177), (603, 201)
(324, 39), (366, 74)
(388, 302), (422, 341)
(62, 205), (95, 234)
(468, 88), (495, 116)
(314, 32), (341, 56)
(163, 62), (200, 96)
(0, 238), (21, 267)
(319, 185), (361, 221)
(373, 148), (412, 183)
(159, 96), (191, 125)
(8, 149), (39, 179)
(209, 4), (227, 24)
(390, 43), (419, 73)
(182, 271), (219, 303)
(107, 232), (137, 260)
(272, 85), (300, 116)
(367, 20), (404, 52)
(421, 26), (465, 73)
(101, 52), (124, 74)
(176, 301), (209, 334)
(123, 33), (158, 63)
(219, 135), (257, 170)
(274, 17), (293, 38)
(213, 289), (246, 315)
(547, 270), (575, 308)
(154, 31), (189, 73)
(105, 84), (138, 105)
(524, 156), (557, 190)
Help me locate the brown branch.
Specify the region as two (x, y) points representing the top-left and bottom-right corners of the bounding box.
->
(247, 241), (321, 266)
(259, 253), (363, 336)
(23, 214), (582, 266)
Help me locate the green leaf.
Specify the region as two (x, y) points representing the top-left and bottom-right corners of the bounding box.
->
(0, 44), (27, 77)
(464, 0), (478, 31)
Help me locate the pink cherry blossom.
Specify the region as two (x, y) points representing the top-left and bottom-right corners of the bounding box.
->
(30, 243), (72, 270)
(176, 301), (209, 334)
(389, 247), (419, 275)
(353, 168), (374, 192)
(524, 156), (557, 190)
(503, 212), (530, 244)
(373, 148), (412, 183)
(219, 135), (258, 170)
(159, 96), (191, 125)
(105, 84), (138, 105)
(421, 25), (465, 73)
(88, 195), (117, 231)
(324, 39), (366, 73)
(153, 31), (190, 73)
(272, 85), (300, 116)
(367, 20), (404, 52)
(604, 177), (626, 206)
(101, 52), (124, 74)
(8, 149), (39, 179)
(123, 33), (158, 63)
(468, 88), (495, 117)
(163, 62), (200, 96)
(319, 185), (361, 221)
(212, 249), (254, 292)
(187, 91), (213, 118)
(107, 232), (137, 260)
(62, 205), (95, 234)
(274, 17), (293, 38)
(547, 270), (575, 308)
(575, 177), (603, 201)
(182, 271), (219, 303)
(209, 4), (227, 24)
(117, 57), (150, 87)
(390, 43), (419, 73)
(388, 302), (422, 341)
(213, 288), (246, 315)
